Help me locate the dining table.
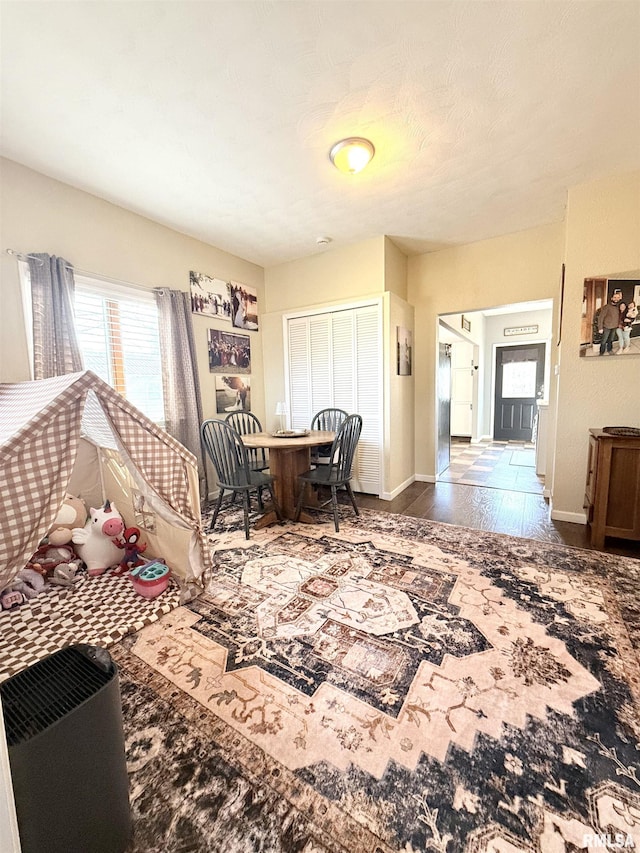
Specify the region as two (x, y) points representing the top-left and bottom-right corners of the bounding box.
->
(241, 429), (335, 527)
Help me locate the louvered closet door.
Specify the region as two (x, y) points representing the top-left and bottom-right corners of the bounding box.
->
(286, 304), (381, 495)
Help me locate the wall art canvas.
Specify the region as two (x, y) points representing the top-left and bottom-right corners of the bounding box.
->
(397, 326), (412, 375)
(190, 271), (232, 320)
(215, 375), (251, 413)
(580, 276), (640, 357)
(208, 329), (251, 373)
(229, 281), (259, 331)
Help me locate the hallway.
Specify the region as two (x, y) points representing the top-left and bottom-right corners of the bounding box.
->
(438, 438), (543, 494)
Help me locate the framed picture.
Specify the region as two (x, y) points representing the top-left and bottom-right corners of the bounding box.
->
(462, 315), (471, 333)
(397, 326), (412, 375)
(229, 281), (259, 331)
(215, 375), (251, 413)
(580, 276), (640, 358)
(190, 271), (231, 320)
(208, 329), (251, 373)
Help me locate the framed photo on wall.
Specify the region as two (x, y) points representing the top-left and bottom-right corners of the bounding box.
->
(397, 326), (412, 375)
(208, 329), (251, 373)
(190, 271), (231, 320)
(215, 375), (251, 413)
(229, 281), (259, 331)
(580, 276), (640, 357)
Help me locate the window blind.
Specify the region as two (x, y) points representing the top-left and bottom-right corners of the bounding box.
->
(74, 276), (164, 424)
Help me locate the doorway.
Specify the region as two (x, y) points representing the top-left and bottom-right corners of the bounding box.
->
(437, 342), (451, 475)
(493, 343), (546, 441)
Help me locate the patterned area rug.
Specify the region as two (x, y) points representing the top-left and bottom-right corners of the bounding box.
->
(120, 511), (640, 852)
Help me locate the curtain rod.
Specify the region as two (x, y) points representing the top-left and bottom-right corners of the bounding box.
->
(4, 248), (157, 294)
(4, 248), (44, 266)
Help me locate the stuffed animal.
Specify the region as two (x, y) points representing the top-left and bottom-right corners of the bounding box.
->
(49, 562), (82, 587)
(72, 500), (124, 577)
(0, 568), (46, 610)
(11, 568), (46, 599)
(47, 494), (87, 546)
(26, 543), (77, 578)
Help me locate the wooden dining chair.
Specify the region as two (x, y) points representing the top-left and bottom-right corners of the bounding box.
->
(310, 407), (348, 465)
(295, 414), (362, 532)
(225, 411), (269, 472)
(201, 419), (282, 539)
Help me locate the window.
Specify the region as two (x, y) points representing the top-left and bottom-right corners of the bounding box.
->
(74, 275), (164, 423)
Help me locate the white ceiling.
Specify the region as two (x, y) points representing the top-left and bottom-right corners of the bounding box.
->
(1, 1), (639, 268)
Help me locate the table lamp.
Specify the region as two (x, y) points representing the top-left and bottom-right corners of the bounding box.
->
(275, 401), (288, 433)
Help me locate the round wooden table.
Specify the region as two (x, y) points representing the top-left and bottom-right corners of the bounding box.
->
(242, 429), (334, 526)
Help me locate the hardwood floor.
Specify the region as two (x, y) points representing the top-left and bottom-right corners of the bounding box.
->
(356, 481), (640, 559)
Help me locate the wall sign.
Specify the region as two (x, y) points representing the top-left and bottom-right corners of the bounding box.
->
(504, 325), (538, 337)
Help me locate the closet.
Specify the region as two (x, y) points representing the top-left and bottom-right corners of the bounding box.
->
(286, 303), (382, 495)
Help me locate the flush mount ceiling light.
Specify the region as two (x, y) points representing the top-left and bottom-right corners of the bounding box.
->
(329, 137), (375, 174)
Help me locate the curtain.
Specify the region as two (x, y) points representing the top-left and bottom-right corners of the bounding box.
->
(154, 288), (207, 498)
(28, 253), (83, 379)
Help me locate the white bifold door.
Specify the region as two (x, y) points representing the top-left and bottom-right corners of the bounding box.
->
(286, 303), (382, 495)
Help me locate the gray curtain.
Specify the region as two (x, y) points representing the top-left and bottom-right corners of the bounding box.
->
(154, 288), (207, 498)
(28, 253), (83, 379)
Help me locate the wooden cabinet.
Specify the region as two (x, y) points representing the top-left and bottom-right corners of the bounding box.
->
(584, 429), (640, 548)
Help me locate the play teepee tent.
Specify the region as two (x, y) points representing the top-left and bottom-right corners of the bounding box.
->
(0, 371), (211, 597)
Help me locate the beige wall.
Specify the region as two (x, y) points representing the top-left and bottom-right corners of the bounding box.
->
(408, 221), (564, 479)
(263, 235), (414, 498)
(551, 170), (640, 521)
(264, 237), (384, 314)
(0, 158), (265, 429)
(384, 237), (408, 299)
(385, 292), (415, 496)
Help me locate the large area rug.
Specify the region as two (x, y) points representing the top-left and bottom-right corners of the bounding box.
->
(116, 510), (640, 852)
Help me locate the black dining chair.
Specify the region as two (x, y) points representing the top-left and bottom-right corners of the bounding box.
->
(201, 419), (282, 539)
(225, 411), (269, 472)
(310, 407), (349, 465)
(295, 413), (362, 532)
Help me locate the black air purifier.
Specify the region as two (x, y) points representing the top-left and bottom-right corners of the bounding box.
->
(1, 644), (131, 853)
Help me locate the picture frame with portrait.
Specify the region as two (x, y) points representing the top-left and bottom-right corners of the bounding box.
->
(580, 275), (640, 358)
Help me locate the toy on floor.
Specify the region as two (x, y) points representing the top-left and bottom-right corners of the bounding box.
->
(47, 494), (87, 546)
(0, 568), (46, 610)
(49, 562), (82, 587)
(112, 527), (147, 576)
(129, 560), (170, 599)
(72, 500), (124, 577)
(26, 543), (77, 578)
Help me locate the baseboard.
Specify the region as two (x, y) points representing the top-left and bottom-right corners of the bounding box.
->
(471, 435), (492, 444)
(380, 475), (415, 501)
(550, 509), (587, 525)
(415, 474), (437, 483)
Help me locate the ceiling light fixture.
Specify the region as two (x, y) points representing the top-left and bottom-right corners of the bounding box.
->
(329, 137), (375, 174)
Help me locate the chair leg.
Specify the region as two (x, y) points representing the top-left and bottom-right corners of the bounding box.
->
(242, 491), (251, 540)
(256, 486), (264, 511)
(208, 490), (225, 532)
(294, 481), (305, 522)
(330, 486), (340, 532)
(345, 481), (360, 516)
(267, 484), (283, 521)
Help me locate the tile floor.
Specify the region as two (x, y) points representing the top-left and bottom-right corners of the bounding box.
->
(438, 438), (543, 494)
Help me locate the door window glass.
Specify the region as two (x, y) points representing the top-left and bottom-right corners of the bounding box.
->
(502, 362), (537, 398)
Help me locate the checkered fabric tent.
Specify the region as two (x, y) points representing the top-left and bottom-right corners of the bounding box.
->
(0, 371), (211, 596)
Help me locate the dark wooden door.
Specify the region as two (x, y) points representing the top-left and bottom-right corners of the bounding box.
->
(437, 343), (451, 474)
(494, 343), (545, 441)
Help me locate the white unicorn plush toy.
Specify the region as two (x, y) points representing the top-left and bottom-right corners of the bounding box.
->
(72, 500), (125, 576)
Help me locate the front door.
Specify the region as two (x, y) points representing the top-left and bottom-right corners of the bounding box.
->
(437, 343), (451, 474)
(494, 343), (545, 441)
